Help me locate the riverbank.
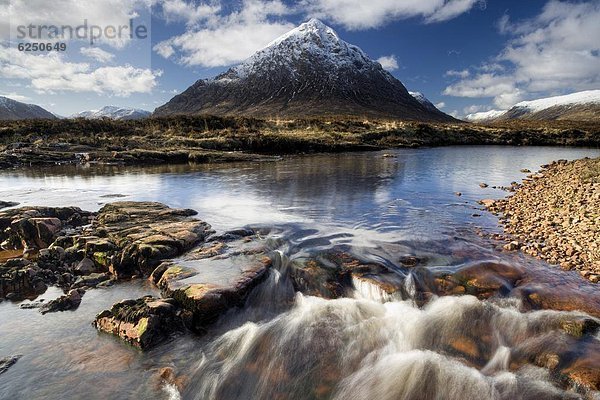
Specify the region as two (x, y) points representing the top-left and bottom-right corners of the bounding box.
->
(482, 157), (600, 282)
(0, 117), (598, 168)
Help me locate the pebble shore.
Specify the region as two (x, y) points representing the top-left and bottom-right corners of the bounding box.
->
(482, 157), (600, 282)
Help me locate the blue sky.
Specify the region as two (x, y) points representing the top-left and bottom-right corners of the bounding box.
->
(1, 0), (599, 118)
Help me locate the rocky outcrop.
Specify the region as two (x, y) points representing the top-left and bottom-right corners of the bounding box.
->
(90, 202), (213, 277)
(93, 296), (184, 350)
(0, 202), (212, 300)
(482, 158), (600, 282)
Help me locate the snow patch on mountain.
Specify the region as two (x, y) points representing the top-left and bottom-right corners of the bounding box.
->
(464, 109), (507, 122)
(512, 90), (600, 112)
(71, 106), (151, 120)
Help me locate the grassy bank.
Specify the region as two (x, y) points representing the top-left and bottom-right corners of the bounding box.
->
(0, 116), (598, 168)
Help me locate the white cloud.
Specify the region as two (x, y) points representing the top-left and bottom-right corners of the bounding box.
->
(377, 55), (399, 71)
(302, 0), (485, 30)
(444, 0), (600, 109)
(154, 0), (295, 67)
(445, 69), (470, 78)
(435, 101), (446, 108)
(2, 0), (154, 48)
(80, 47), (115, 63)
(160, 0), (221, 25)
(463, 104), (490, 115)
(0, 46), (161, 96)
(0, 92), (31, 102)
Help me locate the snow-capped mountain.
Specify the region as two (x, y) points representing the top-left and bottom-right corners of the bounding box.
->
(0, 96), (56, 120)
(155, 19), (455, 121)
(71, 106), (151, 120)
(466, 90), (600, 122)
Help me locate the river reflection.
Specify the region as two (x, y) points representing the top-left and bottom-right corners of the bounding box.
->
(1, 146), (599, 400)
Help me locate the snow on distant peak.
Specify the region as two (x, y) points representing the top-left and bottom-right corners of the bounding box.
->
(513, 90), (600, 112)
(71, 106), (150, 120)
(464, 109), (507, 122)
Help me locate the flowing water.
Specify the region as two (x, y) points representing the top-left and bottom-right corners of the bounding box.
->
(1, 146), (599, 400)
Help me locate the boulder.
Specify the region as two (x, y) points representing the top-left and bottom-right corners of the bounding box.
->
(39, 289), (84, 314)
(93, 296), (184, 350)
(75, 258), (97, 275)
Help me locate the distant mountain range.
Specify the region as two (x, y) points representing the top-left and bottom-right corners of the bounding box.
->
(466, 90), (600, 123)
(70, 106), (151, 120)
(155, 19), (455, 122)
(0, 96), (56, 120)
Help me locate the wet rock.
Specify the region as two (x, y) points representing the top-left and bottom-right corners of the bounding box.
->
(479, 199), (496, 208)
(503, 241), (520, 251)
(157, 231), (272, 331)
(92, 202), (213, 278)
(422, 261), (525, 300)
(290, 251), (405, 301)
(510, 332), (600, 391)
(93, 296), (184, 350)
(72, 273), (111, 288)
(75, 258), (97, 275)
(290, 258), (348, 299)
(0, 258), (42, 299)
(479, 183), (489, 188)
(40, 289), (84, 314)
(0, 201), (19, 210)
(0, 355), (21, 374)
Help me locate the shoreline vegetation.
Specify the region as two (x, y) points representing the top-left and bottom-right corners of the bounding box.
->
(0, 116), (599, 168)
(482, 157), (600, 282)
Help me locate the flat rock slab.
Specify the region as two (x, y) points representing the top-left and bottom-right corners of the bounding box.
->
(152, 229), (273, 331)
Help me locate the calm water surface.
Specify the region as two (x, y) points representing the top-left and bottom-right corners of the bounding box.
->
(0, 146), (599, 400)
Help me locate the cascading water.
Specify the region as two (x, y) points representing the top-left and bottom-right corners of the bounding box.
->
(177, 240), (599, 400)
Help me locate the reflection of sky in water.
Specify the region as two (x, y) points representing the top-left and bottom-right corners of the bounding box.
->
(2, 146), (600, 400)
(2, 146), (599, 235)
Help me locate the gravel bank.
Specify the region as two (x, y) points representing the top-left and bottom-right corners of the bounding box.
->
(482, 157), (600, 282)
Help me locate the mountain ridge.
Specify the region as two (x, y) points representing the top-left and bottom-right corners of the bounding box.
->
(0, 96), (56, 120)
(466, 90), (600, 123)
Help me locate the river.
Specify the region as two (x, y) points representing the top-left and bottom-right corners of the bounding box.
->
(1, 146), (599, 399)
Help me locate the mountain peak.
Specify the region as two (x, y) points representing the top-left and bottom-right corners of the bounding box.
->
(154, 19), (455, 122)
(268, 18), (339, 47)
